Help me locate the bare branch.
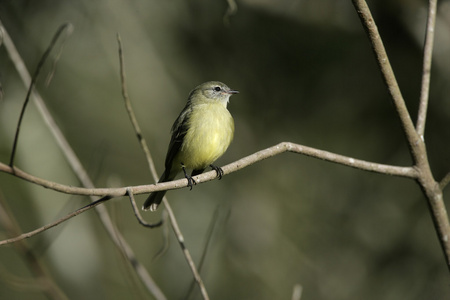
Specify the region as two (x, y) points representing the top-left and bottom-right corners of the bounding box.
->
(9, 23), (71, 167)
(164, 201), (210, 300)
(440, 172), (450, 190)
(352, 0), (450, 270)
(117, 34), (159, 178)
(224, 0), (238, 25)
(0, 196), (110, 246)
(0, 141), (419, 200)
(117, 35), (209, 299)
(351, 0), (422, 162)
(291, 284), (303, 300)
(218, 142), (418, 179)
(417, 0), (438, 138)
(126, 188), (162, 228)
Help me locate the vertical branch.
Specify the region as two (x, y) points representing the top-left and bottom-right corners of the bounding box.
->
(117, 34), (210, 300)
(117, 34), (159, 178)
(416, 0), (438, 138)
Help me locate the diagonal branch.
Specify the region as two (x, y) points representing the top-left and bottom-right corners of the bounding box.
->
(0, 196), (111, 246)
(351, 0), (422, 162)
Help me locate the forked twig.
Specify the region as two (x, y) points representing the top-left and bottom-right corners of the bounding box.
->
(352, 0), (450, 270)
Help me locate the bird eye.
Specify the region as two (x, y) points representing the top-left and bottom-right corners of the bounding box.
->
(214, 86), (221, 92)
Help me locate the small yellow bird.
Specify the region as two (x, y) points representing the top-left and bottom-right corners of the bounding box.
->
(143, 81), (238, 211)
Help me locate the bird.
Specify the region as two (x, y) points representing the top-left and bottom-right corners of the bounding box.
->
(142, 81), (238, 211)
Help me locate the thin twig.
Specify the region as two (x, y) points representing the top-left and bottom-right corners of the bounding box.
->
(117, 34), (159, 177)
(185, 206), (229, 299)
(117, 35), (209, 300)
(45, 24), (73, 87)
(0, 196), (111, 246)
(416, 0), (438, 138)
(126, 188), (162, 228)
(9, 23), (71, 167)
(166, 202), (210, 300)
(291, 284), (303, 300)
(224, 0), (238, 25)
(440, 172), (450, 190)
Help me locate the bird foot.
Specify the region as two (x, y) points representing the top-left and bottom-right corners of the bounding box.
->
(210, 164), (224, 179)
(182, 165), (197, 190)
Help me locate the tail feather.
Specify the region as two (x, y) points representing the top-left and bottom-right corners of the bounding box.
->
(142, 190), (166, 211)
(142, 169), (176, 211)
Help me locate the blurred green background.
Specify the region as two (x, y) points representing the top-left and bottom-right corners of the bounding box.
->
(1, 0), (450, 299)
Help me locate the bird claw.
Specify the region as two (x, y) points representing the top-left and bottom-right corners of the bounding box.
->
(182, 164), (197, 190)
(187, 176), (197, 190)
(210, 165), (224, 180)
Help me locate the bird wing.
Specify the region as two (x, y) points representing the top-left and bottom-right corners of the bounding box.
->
(164, 104), (192, 169)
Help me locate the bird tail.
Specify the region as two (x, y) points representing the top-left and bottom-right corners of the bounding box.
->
(142, 170), (174, 211)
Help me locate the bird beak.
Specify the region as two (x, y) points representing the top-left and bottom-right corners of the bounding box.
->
(227, 89), (239, 95)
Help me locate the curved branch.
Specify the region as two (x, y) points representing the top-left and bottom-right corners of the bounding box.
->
(0, 142), (418, 199)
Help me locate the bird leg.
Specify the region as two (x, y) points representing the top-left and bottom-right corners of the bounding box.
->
(182, 164), (196, 190)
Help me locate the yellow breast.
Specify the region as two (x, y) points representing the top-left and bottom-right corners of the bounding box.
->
(179, 103), (234, 170)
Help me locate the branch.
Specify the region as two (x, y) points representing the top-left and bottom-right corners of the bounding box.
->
(9, 23), (71, 167)
(117, 35), (209, 300)
(352, 0), (450, 270)
(440, 172), (450, 190)
(0, 142), (419, 200)
(351, 0), (422, 162)
(416, 0), (438, 138)
(0, 196), (110, 246)
(126, 188), (162, 228)
(117, 34), (159, 178)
